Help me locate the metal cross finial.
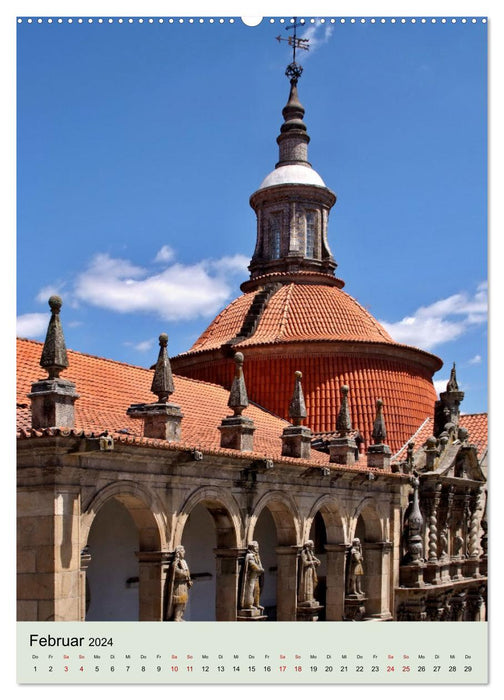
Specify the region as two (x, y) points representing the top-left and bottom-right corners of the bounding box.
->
(276, 17), (309, 82)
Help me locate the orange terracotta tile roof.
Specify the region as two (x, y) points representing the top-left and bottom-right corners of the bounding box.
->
(184, 283), (396, 354)
(459, 413), (488, 457)
(392, 413), (488, 462)
(172, 353), (439, 453)
(18, 337), (401, 474)
(16, 338), (288, 457)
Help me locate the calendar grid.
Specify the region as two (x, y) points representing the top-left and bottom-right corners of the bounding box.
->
(18, 621), (488, 684)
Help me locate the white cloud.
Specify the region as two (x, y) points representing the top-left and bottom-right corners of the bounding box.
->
(434, 376), (467, 398)
(17, 313), (48, 338)
(154, 245), (175, 264)
(300, 22), (334, 57)
(380, 283), (487, 351)
(36, 285), (63, 304)
(125, 338), (156, 352)
(433, 378), (448, 397)
(207, 254), (249, 274)
(468, 354), (482, 365)
(72, 251), (246, 321)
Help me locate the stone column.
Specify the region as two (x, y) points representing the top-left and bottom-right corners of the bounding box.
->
(363, 542), (393, 620)
(275, 546), (299, 621)
(439, 486), (453, 582)
(465, 488), (482, 578)
(425, 484), (442, 585)
(137, 551), (169, 621)
(79, 546), (92, 621)
(17, 486), (81, 621)
(324, 544), (347, 621)
(214, 548), (244, 621)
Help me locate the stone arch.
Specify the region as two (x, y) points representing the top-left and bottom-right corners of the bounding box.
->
(248, 490), (301, 545)
(171, 486), (243, 621)
(247, 490), (301, 620)
(81, 480), (167, 622)
(81, 480), (167, 552)
(305, 495), (347, 544)
(350, 497), (384, 543)
(350, 497), (392, 620)
(172, 485), (242, 550)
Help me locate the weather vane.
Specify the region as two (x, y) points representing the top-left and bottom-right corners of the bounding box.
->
(276, 17), (310, 82)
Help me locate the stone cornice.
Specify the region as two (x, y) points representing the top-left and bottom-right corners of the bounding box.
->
(173, 338), (443, 375)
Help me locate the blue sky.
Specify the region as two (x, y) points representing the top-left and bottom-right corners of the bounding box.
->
(16, 14), (487, 413)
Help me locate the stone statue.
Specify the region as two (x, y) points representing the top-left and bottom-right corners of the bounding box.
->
(298, 540), (321, 607)
(239, 541), (264, 614)
(347, 538), (365, 597)
(166, 545), (193, 621)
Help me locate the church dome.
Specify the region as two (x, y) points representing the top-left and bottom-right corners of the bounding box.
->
(172, 278), (442, 452)
(188, 282), (395, 352)
(258, 164), (326, 190)
(172, 66), (443, 453)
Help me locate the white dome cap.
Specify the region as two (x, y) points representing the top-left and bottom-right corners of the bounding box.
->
(258, 164), (326, 190)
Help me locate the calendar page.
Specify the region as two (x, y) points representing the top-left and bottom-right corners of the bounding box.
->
(16, 1), (488, 688)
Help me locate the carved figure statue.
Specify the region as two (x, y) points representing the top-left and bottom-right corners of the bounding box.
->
(347, 538), (365, 597)
(298, 540), (321, 606)
(239, 541), (264, 613)
(166, 545), (193, 621)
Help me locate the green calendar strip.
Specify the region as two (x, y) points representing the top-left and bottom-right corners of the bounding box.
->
(17, 621), (488, 684)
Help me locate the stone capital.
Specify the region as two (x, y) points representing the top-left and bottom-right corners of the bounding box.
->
(363, 541), (393, 552)
(275, 545), (301, 556)
(213, 547), (247, 560)
(136, 550), (171, 565)
(324, 543), (349, 553)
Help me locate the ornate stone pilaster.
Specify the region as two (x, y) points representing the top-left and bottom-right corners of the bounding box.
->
(79, 546), (92, 622)
(214, 547), (245, 621)
(465, 488), (482, 578)
(324, 543), (348, 621)
(361, 541), (393, 620)
(424, 483), (442, 585)
(439, 486), (453, 561)
(468, 489), (482, 558)
(137, 550), (170, 621)
(275, 545), (300, 621)
(428, 484), (442, 562)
